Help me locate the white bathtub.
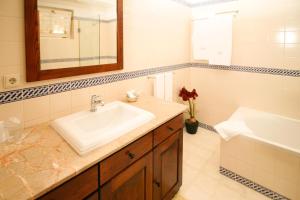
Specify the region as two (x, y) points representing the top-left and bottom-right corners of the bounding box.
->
(229, 107), (300, 154)
(220, 107), (300, 199)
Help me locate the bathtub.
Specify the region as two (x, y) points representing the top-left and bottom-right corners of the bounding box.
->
(219, 107), (300, 199)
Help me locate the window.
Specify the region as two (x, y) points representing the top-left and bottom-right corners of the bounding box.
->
(39, 7), (73, 38)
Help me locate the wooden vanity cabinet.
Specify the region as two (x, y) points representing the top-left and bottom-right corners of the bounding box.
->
(39, 165), (99, 200)
(153, 114), (183, 147)
(100, 152), (153, 200)
(99, 114), (183, 200)
(86, 192), (100, 200)
(99, 133), (153, 185)
(39, 114), (183, 200)
(153, 130), (183, 200)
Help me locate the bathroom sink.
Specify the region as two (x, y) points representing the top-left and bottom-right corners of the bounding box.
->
(51, 101), (155, 155)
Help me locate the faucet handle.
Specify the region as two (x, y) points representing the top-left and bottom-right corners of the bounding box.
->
(90, 95), (104, 112)
(91, 95), (101, 101)
(91, 95), (104, 105)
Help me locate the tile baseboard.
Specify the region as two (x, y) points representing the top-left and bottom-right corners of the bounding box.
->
(219, 166), (290, 200)
(194, 122), (291, 199)
(198, 121), (217, 133)
(193, 122), (290, 199)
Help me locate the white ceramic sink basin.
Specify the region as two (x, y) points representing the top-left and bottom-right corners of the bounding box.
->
(51, 101), (155, 155)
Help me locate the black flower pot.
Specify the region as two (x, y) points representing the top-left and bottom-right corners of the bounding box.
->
(185, 120), (199, 134)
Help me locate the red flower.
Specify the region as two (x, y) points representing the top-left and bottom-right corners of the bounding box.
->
(179, 87), (189, 101)
(191, 89), (198, 99)
(179, 87), (198, 101)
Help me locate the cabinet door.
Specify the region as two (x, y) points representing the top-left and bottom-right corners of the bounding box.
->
(153, 130), (183, 200)
(101, 152), (153, 200)
(85, 191), (99, 200)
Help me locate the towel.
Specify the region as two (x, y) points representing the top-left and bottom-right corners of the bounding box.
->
(153, 73), (165, 100)
(209, 15), (233, 66)
(214, 120), (252, 141)
(192, 19), (211, 60)
(192, 15), (233, 66)
(164, 72), (173, 102)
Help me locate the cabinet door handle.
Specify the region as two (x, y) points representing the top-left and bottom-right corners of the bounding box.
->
(127, 151), (135, 159)
(153, 180), (160, 187)
(167, 126), (174, 132)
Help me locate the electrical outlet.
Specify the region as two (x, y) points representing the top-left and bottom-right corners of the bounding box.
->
(4, 74), (20, 89)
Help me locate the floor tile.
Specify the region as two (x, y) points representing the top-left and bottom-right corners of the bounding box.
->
(175, 128), (269, 200)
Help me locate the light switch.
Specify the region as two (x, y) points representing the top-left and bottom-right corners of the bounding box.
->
(4, 74), (20, 89)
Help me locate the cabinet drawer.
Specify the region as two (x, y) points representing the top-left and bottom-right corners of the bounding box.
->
(39, 165), (98, 200)
(154, 114), (183, 147)
(99, 132), (153, 185)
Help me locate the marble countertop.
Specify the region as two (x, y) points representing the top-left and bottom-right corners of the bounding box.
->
(0, 97), (187, 200)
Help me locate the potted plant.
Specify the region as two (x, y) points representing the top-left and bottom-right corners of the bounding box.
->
(179, 87), (199, 134)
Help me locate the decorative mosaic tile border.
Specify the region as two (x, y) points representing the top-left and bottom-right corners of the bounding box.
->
(1, 62), (299, 105)
(198, 121), (217, 133)
(199, 125), (290, 199)
(192, 63), (300, 77)
(198, 123), (290, 199)
(220, 167), (290, 200)
(0, 63), (190, 104)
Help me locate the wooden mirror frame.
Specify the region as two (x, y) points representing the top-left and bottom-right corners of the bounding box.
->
(25, 0), (123, 82)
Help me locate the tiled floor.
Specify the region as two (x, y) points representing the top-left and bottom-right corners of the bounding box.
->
(173, 128), (269, 200)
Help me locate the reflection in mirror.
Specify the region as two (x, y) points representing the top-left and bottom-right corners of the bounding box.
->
(38, 0), (117, 70)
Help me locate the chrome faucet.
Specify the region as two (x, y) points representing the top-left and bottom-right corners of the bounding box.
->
(90, 95), (105, 112)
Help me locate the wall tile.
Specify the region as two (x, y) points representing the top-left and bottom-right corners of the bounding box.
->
(284, 44), (300, 69)
(0, 101), (23, 124)
(252, 168), (276, 191)
(0, 17), (24, 43)
(234, 159), (254, 181)
(191, 67), (300, 125)
(0, 0), (24, 18)
(0, 42), (25, 68)
(253, 142), (277, 173)
(220, 137), (300, 199)
(71, 87), (92, 112)
(23, 96), (50, 128)
(274, 149), (300, 184)
(273, 178), (298, 199)
(49, 91), (72, 120)
(173, 68), (191, 102)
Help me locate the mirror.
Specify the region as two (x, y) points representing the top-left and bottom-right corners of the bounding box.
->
(25, 0), (123, 81)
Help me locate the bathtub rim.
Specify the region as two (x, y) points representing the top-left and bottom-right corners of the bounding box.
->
(229, 107), (300, 155)
(231, 107), (300, 124)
